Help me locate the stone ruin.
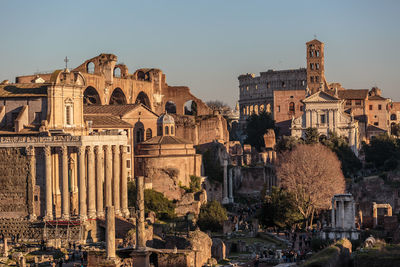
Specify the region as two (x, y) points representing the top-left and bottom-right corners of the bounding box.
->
(321, 194), (360, 240)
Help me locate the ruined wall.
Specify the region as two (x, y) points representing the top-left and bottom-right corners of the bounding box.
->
(0, 148), (29, 218)
(237, 166), (276, 197)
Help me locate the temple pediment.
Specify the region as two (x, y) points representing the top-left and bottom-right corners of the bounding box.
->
(303, 91), (340, 103)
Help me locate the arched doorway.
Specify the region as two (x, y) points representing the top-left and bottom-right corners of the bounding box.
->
(135, 91), (151, 108)
(184, 100), (197, 116)
(165, 101), (177, 114)
(83, 86), (101, 105)
(134, 121), (145, 145)
(109, 88), (127, 105)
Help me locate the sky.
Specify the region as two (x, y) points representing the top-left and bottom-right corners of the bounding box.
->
(0, 0), (399, 107)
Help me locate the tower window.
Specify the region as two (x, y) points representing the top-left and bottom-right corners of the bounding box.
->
(165, 126), (169, 135)
(310, 63), (314, 70)
(289, 102), (295, 113)
(310, 77), (314, 83)
(170, 126), (174, 135)
(378, 104), (382, 110)
(278, 105), (281, 112)
(64, 98), (74, 126)
(316, 63), (320, 70)
(309, 50), (314, 57)
(316, 50), (320, 57)
(315, 76), (319, 83)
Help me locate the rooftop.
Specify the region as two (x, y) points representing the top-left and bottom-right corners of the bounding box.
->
(0, 84), (48, 97)
(337, 89), (369, 100)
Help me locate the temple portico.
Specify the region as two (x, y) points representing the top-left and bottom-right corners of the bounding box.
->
(0, 135), (130, 221)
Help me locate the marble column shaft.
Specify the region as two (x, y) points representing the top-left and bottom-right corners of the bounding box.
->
(136, 176), (146, 250)
(61, 146), (70, 220)
(112, 145), (121, 216)
(105, 145), (113, 207)
(96, 146), (104, 217)
(228, 168), (233, 203)
(26, 146), (36, 220)
(120, 146), (129, 217)
(331, 200), (335, 228)
(78, 146), (87, 220)
(106, 206), (116, 259)
(44, 146), (53, 220)
(222, 160), (229, 203)
(340, 200), (345, 229)
(87, 146), (96, 219)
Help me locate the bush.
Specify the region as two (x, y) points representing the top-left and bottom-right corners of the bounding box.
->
(197, 201), (228, 232)
(189, 175), (201, 193)
(384, 158), (398, 171)
(144, 189), (176, 220)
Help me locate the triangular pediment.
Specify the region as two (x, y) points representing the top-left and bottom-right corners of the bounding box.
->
(303, 91), (340, 103)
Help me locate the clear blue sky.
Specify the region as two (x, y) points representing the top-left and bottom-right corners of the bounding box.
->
(0, 0), (399, 107)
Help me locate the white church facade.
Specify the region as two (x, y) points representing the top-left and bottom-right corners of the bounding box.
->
(291, 90), (359, 154)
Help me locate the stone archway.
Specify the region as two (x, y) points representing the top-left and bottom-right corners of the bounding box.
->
(165, 101), (177, 114)
(83, 86), (101, 105)
(135, 91), (151, 109)
(184, 100), (197, 116)
(109, 88), (127, 105)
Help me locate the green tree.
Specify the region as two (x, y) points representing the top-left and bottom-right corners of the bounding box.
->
(391, 123), (400, 137)
(304, 127), (320, 144)
(363, 134), (400, 170)
(244, 111), (276, 151)
(259, 186), (302, 229)
(197, 201), (228, 232)
(275, 136), (304, 153)
(144, 189), (176, 220)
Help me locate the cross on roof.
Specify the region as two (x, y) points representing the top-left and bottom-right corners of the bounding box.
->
(64, 56), (69, 69)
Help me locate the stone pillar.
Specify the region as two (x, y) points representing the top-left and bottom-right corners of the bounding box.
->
(26, 146), (36, 221)
(340, 200), (345, 229)
(78, 146), (87, 220)
(87, 146), (96, 219)
(388, 205), (393, 216)
(96, 146), (104, 218)
(120, 146), (129, 217)
(306, 109), (310, 128)
(69, 157), (78, 216)
(3, 237), (8, 257)
(61, 146), (70, 220)
(222, 160), (229, 204)
(44, 146), (53, 220)
(136, 176), (146, 250)
(373, 202), (378, 228)
(331, 199), (335, 228)
(106, 206), (116, 259)
(228, 168), (234, 203)
(352, 202), (356, 229)
(112, 145), (121, 216)
(105, 145), (113, 207)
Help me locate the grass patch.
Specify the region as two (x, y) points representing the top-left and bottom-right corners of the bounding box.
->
(301, 246), (340, 267)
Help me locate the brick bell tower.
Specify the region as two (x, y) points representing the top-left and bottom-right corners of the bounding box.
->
(306, 39), (325, 94)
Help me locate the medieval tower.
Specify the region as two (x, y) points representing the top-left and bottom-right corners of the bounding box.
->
(306, 39), (325, 94)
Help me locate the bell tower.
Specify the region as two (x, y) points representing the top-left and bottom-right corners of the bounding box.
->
(306, 39), (325, 94)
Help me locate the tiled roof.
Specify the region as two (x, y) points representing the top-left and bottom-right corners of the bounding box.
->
(84, 115), (133, 128)
(367, 124), (387, 132)
(84, 103), (158, 117)
(337, 89), (368, 100)
(0, 84), (48, 97)
(368, 95), (387, 100)
(141, 135), (192, 145)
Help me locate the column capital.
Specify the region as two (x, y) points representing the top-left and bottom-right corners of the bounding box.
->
(77, 146), (85, 156)
(105, 145), (112, 153)
(95, 145), (104, 154)
(121, 145), (128, 153)
(60, 145), (68, 154)
(26, 146), (35, 156)
(112, 145), (120, 153)
(87, 145), (94, 153)
(44, 146), (51, 156)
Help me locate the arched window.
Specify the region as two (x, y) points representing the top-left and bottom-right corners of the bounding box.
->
(65, 98), (74, 126)
(391, 114), (397, 121)
(170, 126), (174, 135)
(113, 67), (121, 78)
(146, 128), (152, 140)
(289, 102), (295, 113)
(87, 62), (95, 74)
(165, 126), (169, 135)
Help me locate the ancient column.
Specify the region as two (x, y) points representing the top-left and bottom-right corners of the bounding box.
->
(331, 199), (335, 228)
(112, 145), (121, 216)
(306, 109), (310, 128)
(69, 157), (78, 216)
(87, 146), (96, 219)
(61, 146), (70, 220)
(352, 202), (356, 229)
(78, 146), (87, 220)
(95, 146), (104, 217)
(340, 200), (345, 229)
(120, 146), (129, 217)
(44, 146), (53, 220)
(136, 176), (146, 250)
(222, 160), (229, 204)
(106, 206), (116, 259)
(105, 145), (113, 207)
(388, 205), (393, 216)
(372, 202), (378, 227)
(228, 168), (233, 203)
(3, 237), (8, 257)
(26, 146), (36, 221)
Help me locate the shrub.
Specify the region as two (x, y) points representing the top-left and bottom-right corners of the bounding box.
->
(144, 189), (176, 220)
(189, 175), (201, 193)
(197, 201), (228, 232)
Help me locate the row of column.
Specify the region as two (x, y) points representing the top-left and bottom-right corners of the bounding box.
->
(42, 144), (129, 221)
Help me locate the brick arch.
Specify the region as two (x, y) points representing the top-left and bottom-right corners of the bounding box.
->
(135, 91), (151, 109)
(83, 86), (103, 105)
(109, 88), (127, 105)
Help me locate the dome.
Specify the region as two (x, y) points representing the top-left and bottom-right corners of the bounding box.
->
(157, 113), (175, 125)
